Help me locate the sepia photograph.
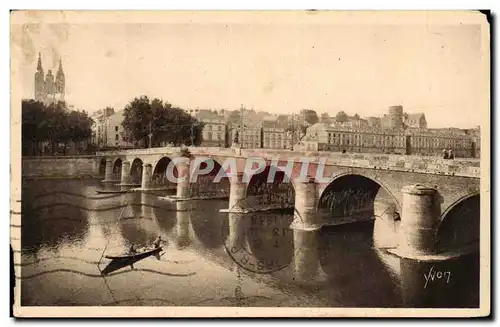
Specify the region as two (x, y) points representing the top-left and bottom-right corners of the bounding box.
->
(10, 10), (490, 318)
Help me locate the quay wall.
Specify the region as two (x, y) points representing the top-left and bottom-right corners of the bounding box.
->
(22, 156), (100, 178)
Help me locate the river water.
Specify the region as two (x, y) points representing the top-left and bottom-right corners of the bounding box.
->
(18, 179), (479, 308)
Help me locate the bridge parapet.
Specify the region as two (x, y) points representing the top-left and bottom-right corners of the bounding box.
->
(97, 146), (480, 178)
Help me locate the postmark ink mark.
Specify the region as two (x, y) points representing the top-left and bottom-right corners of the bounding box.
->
(222, 197), (304, 274)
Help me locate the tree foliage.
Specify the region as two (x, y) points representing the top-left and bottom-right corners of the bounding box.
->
(121, 96), (203, 147)
(22, 99), (93, 156)
(335, 110), (349, 123)
(320, 112), (331, 122)
(301, 109), (319, 125)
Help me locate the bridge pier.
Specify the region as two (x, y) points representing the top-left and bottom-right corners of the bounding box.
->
(141, 163), (152, 189)
(120, 161), (131, 185)
(102, 159), (114, 183)
(373, 201), (400, 249)
(227, 172), (247, 213)
(398, 185), (439, 256)
(291, 177), (319, 230)
(176, 160), (191, 199)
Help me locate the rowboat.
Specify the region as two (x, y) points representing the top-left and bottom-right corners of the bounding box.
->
(105, 246), (162, 261)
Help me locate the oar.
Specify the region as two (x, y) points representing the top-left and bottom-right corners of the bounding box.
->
(118, 206), (125, 220)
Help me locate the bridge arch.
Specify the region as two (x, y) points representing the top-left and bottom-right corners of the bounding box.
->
(246, 164), (296, 209)
(130, 158), (143, 185)
(151, 156), (176, 186)
(318, 172), (400, 212)
(190, 157), (229, 198)
(318, 173), (401, 247)
(112, 158), (123, 180)
(190, 157), (227, 178)
(435, 192), (480, 252)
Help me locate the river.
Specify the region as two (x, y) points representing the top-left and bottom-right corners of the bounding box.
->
(17, 178), (479, 308)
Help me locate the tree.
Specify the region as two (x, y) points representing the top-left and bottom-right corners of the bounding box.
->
(320, 112), (331, 122)
(21, 99), (93, 156)
(66, 110), (94, 153)
(121, 95), (203, 148)
(352, 113), (360, 120)
(22, 99), (47, 155)
(335, 110), (349, 123)
(301, 109), (319, 125)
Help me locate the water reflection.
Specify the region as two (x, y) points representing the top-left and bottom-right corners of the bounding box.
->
(318, 223), (403, 307)
(245, 213), (294, 272)
(175, 201), (192, 249)
(20, 179), (480, 308)
(222, 212), (294, 274)
(292, 230), (321, 282)
(21, 180), (92, 254)
(190, 202), (228, 249)
(22, 204), (90, 255)
(399, 254), (479, 308)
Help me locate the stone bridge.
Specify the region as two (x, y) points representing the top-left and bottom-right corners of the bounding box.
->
(96, 146), (481, 258)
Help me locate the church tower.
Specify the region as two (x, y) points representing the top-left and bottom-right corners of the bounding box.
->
(55, 59), (65, 101)
(44, 69), (55, 98)
(34, 52), (66, 104)
(34, 53), (45, 101)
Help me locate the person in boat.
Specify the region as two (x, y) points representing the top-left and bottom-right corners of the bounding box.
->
(152, 235), (162, 248)
(129, 244), (137, 254)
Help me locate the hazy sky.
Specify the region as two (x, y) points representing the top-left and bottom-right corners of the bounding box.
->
(12, 12), (487, 128)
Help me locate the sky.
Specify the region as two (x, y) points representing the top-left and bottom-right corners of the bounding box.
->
(12, 11), (488, 128)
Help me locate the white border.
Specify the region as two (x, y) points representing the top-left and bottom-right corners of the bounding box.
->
(4, 1), (498, 324)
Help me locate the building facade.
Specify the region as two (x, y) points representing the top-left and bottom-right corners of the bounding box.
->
(299, 123), (480, 158)
(91, 110), (134, 149)
(227, 124), (262, 149)
(262, 126), (293, 149)
(91, 107), (115, 148)
(405, 113), (427, 129)
(105, 111), (135, 148)
(406, 128), (479, 158)
(193, 110), (226, 147)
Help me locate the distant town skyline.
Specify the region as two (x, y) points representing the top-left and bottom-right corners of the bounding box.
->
(12, 11), (486, 128)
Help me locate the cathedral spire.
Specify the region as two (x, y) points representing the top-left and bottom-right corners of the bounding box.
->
(36, 52), (43, 72)
(57, 58), (63, 72)
(55, 57), (65, 98)
(34, 52), (45, 101)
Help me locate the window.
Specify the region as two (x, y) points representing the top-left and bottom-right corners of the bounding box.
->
(115, 126), (119, 132)
(207, 132), (212, 140)
(115, 134), (119, 141)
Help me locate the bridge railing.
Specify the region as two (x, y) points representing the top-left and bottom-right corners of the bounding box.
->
(96, 146), (481, 178)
